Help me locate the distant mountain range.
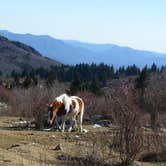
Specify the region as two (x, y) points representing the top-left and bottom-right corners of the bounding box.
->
(1, 30), (166, 68)
(0, 35), (60, 74)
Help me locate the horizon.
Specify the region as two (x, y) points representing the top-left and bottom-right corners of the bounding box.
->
(1, 29), (166, 55)
(0, 0), (166, 53)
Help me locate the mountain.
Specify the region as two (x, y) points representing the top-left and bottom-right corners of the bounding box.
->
(0, 30), (95, 65)
(65, 40), (166, 68)
(1, 30), (166, 68)
(0, 35), (60, 75)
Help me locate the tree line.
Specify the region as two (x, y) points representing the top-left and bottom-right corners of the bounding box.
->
(0, 63), (164, 94)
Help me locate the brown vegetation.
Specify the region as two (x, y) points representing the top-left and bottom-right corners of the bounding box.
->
(0, 69), (166, 166)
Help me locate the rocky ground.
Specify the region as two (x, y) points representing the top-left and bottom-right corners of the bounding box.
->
(0, 116), (165, 166)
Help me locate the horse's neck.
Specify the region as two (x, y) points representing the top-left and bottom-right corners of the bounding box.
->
(62, 94), (72, 112)
(57, 94), (71, 108)
(57, 94), (68, 102)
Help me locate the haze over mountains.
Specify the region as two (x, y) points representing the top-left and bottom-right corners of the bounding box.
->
(1, 30), (166, 68)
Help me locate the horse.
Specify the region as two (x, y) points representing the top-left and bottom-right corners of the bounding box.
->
(47, 94), (84, 132)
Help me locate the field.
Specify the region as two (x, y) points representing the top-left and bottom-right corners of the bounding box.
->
(0, 116), (110, 166)
(0, 116), (165, 166)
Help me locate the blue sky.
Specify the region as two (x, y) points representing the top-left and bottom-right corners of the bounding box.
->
(0, 0), (166, 53)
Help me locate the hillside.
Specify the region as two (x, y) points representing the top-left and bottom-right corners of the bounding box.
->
(0, 35), (60, 75)
(1, 30), (166, 68)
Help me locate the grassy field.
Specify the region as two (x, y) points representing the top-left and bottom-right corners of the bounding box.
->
(0, 116), (165, 166)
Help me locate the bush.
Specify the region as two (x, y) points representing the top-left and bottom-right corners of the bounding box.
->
(10, 81), (66, 128)
(111, 86), (143, 166)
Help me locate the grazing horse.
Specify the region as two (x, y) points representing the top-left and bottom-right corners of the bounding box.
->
(47, 94), (84, 132)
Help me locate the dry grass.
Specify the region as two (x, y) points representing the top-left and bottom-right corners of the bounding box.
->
(0, 116), (110, 166)
(0, 116), (165, 166)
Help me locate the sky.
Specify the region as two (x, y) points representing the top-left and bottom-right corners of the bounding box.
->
(0, 0), (166, 53)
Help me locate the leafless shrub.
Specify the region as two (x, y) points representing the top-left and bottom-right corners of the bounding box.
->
(9, 81), (66, 128)
(70, 132), (112, 166)
(142, 72), (166, 130)
(110, 85), (143, 166)
(76, 91), (113, 123)
(0, 86), (15, 115)
(0, 86), (14, 103)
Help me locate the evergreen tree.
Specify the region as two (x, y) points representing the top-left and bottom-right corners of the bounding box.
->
(90, 78), (104, 96)
(36, 67), (49, 79)
(11, 70), (18, 78)
(70, 73), (82, 94)
(150, 63), (157, 73)
(21, 69), (28, 77)
(32, 76), (38, 86)
(135, 65), (148, 94)
(46, 70), (57, 87)
(126, 65), (140, 76)
(23, 76), (31, 88)
(160, 65), (165, 73)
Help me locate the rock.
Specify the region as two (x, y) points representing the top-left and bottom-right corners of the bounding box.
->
(3, 160), (11, 163)
(92, 114), (112, 123)
(57, 154), (68, 161)
(93, 124), (102, 128)
(160, 128), (166, 132)
(11, 120), (35, 128)
(82, 129), (89, 133)
(96, 120), (111, 127)
(75, 135), (80, 138)
(49, 135), (56, 138)
(31, 142), (37, 145)
(19, 141), (29, 145)
(27, 133), (34, 135)
(52, 144), (63, 151)
(92, 115), (103, 122)
(7, 144), (20, 150)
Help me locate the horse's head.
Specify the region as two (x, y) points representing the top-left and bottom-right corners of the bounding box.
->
(47, 100), (63, 125)
(47, 103), (53, 125)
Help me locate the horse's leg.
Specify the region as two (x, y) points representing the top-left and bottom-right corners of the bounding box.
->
(68, 115), (75, 132)
(54, 116), (61, 129)
(73, 115), (77, 129)
(61, 115), (66, 132)
(74, 118), (77, 128)
(79, 112), (84, 133)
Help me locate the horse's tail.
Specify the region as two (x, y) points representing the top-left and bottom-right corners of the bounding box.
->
(79, 98), (84, 132)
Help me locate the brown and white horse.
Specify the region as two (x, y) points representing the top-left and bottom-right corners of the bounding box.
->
(47, 94), (84, 132)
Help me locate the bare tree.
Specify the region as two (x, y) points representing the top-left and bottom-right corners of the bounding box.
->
(111, 85), (143, 166)
(143, 72), (166, 130)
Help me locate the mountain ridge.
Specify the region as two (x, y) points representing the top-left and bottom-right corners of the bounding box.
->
(1, 30), (166, 68)
(0, 35), (60, 75)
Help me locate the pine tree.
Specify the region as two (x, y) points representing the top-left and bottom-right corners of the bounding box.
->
(70, 73), (82, 94)
(135, 65), (148, 94)
(46, 70), (56, 87)
(90, 78), (103, 96)
(150, 63), (157, 73)
(23, 76), (31, 88)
